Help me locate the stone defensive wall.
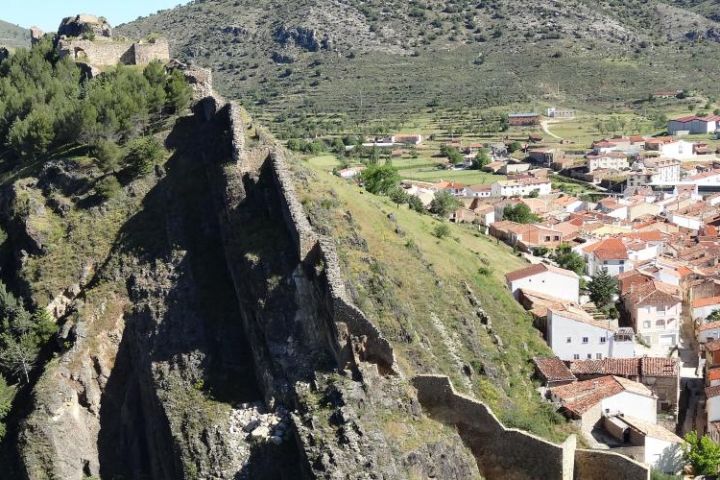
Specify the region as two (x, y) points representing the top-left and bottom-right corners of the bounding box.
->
(412, 375), (650, 480)
(57, 37), (169, 67)
(199, 89), (396, 377)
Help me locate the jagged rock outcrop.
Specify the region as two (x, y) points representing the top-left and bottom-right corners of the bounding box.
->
(58, 14), (112, 39)
(273, 25), (332, 52)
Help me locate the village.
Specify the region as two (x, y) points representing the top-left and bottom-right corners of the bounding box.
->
(324, 105), (720, 476)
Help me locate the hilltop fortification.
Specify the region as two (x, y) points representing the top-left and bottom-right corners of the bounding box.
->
(55, 14), (169, 74)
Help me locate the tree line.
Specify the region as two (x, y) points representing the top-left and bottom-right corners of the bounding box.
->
(0, 38), (191, 176)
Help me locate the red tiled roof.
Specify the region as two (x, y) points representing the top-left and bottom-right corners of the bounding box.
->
(567, 357), (677, 378)
(708, 367), (720, 382)
(673, 115), (720, 123)
(641, 357), (679, 377)
(533, 357), (577, 383)
(505, 263), (578, 283)
(699, 321), (720, 332)
(693, 296), (720, 309)
(706, 385), (720, 399)
(583, 238), (628, 260)
(551, 376), (652, 416)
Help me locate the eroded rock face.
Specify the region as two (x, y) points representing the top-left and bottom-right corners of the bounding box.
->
(58, 14), (112, 39)
(273, 25), (332, 51)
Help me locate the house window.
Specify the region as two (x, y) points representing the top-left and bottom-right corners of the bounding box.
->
(573, 354), (580, 360)
(656, 319), (665, 328)
(596, 353), (603, 359)
(587, 354), (592, 359)
(657, 305), (666, 314)
(600, 337), (606, 344)
(643, 321), (651, 329)
(582, 337), (589, 344)
(566, 337), (572, 343)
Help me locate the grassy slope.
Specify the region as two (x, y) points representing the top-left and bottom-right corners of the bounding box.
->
(0, 20), (29, 49)
(297, 155), (575, 442)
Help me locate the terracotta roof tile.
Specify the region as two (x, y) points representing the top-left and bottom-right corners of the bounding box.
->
(551, 376), (652, 416)
(533, 357), (577, 383)
(706, 385), (720, 399)
(700, 321), (720, 332)
(693, 297), (720, 309)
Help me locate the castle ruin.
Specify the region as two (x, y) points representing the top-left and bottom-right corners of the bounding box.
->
(54, 14), (169, 73)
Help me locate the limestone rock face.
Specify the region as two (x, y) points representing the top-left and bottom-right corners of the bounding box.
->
(58, 14), (112, 39)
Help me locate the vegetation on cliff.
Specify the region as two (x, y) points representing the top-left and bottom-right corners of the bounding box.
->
(296, 155), (575, 441)
(0, 38), (192, 467)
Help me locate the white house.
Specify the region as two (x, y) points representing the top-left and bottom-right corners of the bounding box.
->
(647, 139), (696, 160)
(490, 178), (552, 197)
(692, 296), (720, 322)
(626, 158), (681, 187)
(622, 280), (682, 355)
(697, 321), (720, 345)
(604, 415), (684, 474)
(505, 263), (580, 304)
(550, 375), (656, 432)
(546, 306), (635, 361)
(466, 184), (492, 198)
(667, 115), (720, 135)
(670, 213), (703, 231)
(582, 238), (632, 276)
(586, 152), (629, 172)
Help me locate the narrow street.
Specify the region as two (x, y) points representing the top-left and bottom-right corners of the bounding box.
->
(678, 315), (704, 437)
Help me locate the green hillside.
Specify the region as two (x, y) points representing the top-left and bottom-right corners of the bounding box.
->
(294, 154), (575, 441)
(0, 20), (29, 49)
(120, 0), (720, 137)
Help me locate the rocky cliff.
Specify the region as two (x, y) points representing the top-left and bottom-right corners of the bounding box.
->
(4, 69), (479, 480)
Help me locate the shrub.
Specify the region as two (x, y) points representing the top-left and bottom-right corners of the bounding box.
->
(95, 175), (122, 200)
(433, 223), (450, 239)
(94, 140), (122, 173)
(124, 137), (165, 178)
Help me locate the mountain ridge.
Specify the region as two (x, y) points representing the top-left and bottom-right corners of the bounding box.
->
(119, 0), (720, 136)
(0, 20), (29, 49)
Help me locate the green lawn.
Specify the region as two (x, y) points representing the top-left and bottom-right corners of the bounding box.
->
(398, 166), (502, 185)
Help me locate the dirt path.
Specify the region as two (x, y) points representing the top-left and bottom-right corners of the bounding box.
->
(541, 120), (563, 140)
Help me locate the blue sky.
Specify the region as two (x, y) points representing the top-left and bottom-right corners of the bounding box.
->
(3, 1), (190, 32)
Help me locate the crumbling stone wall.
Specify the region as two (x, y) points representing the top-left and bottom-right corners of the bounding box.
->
(133, 39), (171, 65)
(413, 374), (650, 480)
(57, 37), (169, 68)
(574, 449), (650, 480)
(57, 38), (135, 66)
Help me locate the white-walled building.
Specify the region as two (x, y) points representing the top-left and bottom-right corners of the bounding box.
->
(622, 280), (682, 355)
(490, 178), (552, 197)
(697, 321), (720, 345)
(582, 238), (632, 276)
(547, 306), (635, 361)
(667, 115), (720, 135)
(629, 157), (681, 186)
(505, 263), (580, 304)
(692, 296), (720, 322)
(645, 139), (696, 160)
(550, 376), (657, 431)
(587, 152), (629, 172)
